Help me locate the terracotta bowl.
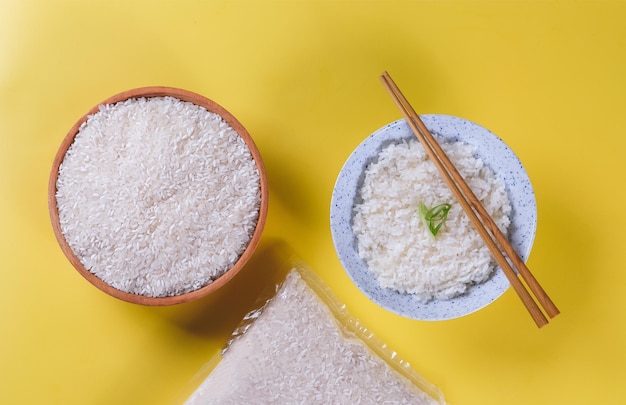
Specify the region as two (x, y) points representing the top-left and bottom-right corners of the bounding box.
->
(48, 87), (268, 305)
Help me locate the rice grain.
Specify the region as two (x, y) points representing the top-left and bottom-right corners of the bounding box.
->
(55, 96), (261, 297)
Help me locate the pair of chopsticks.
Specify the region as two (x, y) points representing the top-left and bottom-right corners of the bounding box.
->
(380, 71), (559, 328)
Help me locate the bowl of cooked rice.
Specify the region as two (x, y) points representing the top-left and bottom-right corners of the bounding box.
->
(330, 115), (537, 320)
(49, 87), (268, 305)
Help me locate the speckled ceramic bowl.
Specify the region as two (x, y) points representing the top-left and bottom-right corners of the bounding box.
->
(330, 115), (537, 320)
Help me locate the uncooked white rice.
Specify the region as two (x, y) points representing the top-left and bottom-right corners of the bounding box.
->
(185, 270), (441, 404)
(55, 96), (261, 297)
(353, 137), (511, 302)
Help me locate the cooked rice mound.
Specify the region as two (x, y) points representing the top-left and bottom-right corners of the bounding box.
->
(353, 138), (511, 302)
(55, 96), (261, 297)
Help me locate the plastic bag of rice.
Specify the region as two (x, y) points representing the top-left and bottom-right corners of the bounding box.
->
(184, 266), (446, 404)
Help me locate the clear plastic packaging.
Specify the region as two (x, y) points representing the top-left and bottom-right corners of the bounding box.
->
(183, 257), (446, 404)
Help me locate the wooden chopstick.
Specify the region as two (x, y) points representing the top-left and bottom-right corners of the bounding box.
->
(380, 71), (559, 327)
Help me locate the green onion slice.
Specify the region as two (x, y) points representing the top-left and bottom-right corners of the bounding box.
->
(418, 202), (452, 237)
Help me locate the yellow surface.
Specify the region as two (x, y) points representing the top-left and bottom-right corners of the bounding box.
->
(1, 0), (625, 403)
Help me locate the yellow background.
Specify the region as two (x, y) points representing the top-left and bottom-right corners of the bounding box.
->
(1, 0), (625, 404)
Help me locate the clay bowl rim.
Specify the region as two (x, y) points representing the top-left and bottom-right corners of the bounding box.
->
(48, 86), (269, 306)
